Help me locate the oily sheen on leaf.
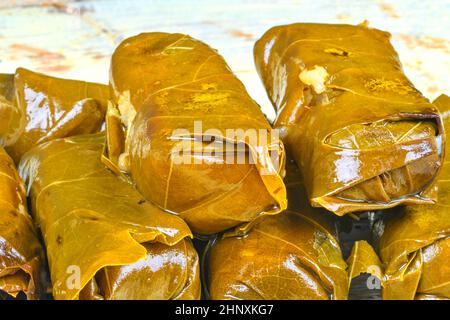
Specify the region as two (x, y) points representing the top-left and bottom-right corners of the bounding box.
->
(206, 210), (349, 300)
(206, 158), (350, 300)
(0, 147), (42, 299)
(0, 68), (109, 162)
(19, 133), (200, 300)
(108, 33), (287, 235)
(379, 95), (450, 300)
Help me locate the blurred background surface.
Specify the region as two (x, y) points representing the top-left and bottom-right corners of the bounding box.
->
(0, 0), (449, 119)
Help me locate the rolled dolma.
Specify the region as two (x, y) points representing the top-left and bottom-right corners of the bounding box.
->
(206, 157), (380, 300)
(0, 146), (42, 299)
(19, 134), (200, 300)
(206, 210), (349, 300)
(379, 95), (450, 300)
(254, 23), (444, 215)
(0, 68), (109, 163)
(108, 33), (287, 235)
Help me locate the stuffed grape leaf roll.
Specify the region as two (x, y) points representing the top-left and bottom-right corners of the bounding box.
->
(107, 33), (287, 235)
(19, 133), (200, 300)
(254, 23), (444, 215)
(0, 74), (21, 148)
(205, 209), (349, 299)
(379, 95), (450, 300)
(0, 68), (109, 163)
(0, 146), (42, 299)
(206, 156), (380, 300)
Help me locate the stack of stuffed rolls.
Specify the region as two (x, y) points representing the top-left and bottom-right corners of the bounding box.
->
(0, 22), (448, 300)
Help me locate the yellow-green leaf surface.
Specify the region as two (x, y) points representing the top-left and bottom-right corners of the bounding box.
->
(380, 95), (450, 300)
(207, 210), (349, 300)
(254, 23), (444, 215)
(0, 74), (22, 148)
(0, 68), (109, 163)
(0, 146), (42, 299)
(206, 158), (348, 300)
(19, 133), (200, 300)
(108, 33), (287, 235)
